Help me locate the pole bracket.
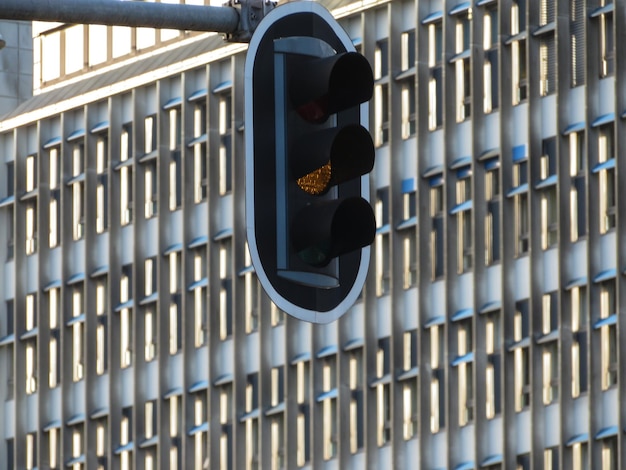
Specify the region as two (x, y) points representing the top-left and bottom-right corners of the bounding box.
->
(225, 0), (277, 43)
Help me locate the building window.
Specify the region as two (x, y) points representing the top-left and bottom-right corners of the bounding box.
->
(270, 412), (284, 470)
(544, 446), (559, 470)
(400, 181), (417, 289)
(513, 299), (530, 411)
(117, 121), (133, 224)
(571, 441), (588, 470)
(400, 77), (416, 139)
(542, 341), (558, 405)
(570, 0), (585, 87)
(96, 136), (109, 233)
(512, 158), (529, 256)
(25, 339), (37, 394)
(144, 114), (156, 154)
(219, 237), (233, 339)
(540, 292), (559, 404)
(70, 424), (85, 469)
(25, 295), (37, 394)
(374, 37), (389, 79)
(5, 205), (14, 260)
(25, 153), (37, 193)
(569, 131), (586, 241)
(25, 201), (37, 255)
(26, 432), (37, 470)
(571, 285), (588, 397)
(169, 252), (182, 354)
(168, 107), (182, 211)
(485, 310), (501, 418)
(319, 355), (337, 460)
(192, 392), (208, 470)
(244, 244), (259, 333)
(429, 322), (445, 433)
(192, 250), (208, 346)
(1, 299), (14, 341)
(375, 337), (391, 446)
(455, 319), (474, 426)
(94, 419), (107, 469)
(483, 4), (499, 112)
(144, 160), (158, 219)
(598, 279), (617, 390)
(453, 10), (471, 121)
(4, 344), (14, 400)
(95, 277), (108, 375)
(597, 124), (615, 234)
(538, 0), (556, 96)
(511, 0), (527, 104)
(120, 407), (133, 470)
(145, 400), (157, 441)
(374, 82), (389, 147)
(517, 453), (531, 470)
(144, 308), (156, 362)
(601, 436), (617, 470)
(348, 347), (364, 453)
(47, 289), (60, 388)
(270, 302), (284, 327)
(243, 374), (260, 470)
(454, 169), (472, 273)
(120, 265), (133, 368)
(428, 20), (443, 129)
(268, 366), (284, 469)
(597, 3), (614, 78)
(484, 159), (501, 264)
(218, 92), (233, 196)
(71, 284), (85, 382)
(219, 383), (233, 470)
(376, 187), (390, 296)
(49, 148), (60, 247)
(5, 160), (14, 197)
(169, 395), (182, 470)
(296, 359), (310, 466)
(401, 330), (418, 440)
(374, 38), (389, 145)
(193, 102), (208, 203)
(539, 138), (558, 249)
(87, 24), (108, 66)
(430, 178), (444, 279)
(400, 30), (416, 138)
(47, 426), (61, 469)
(25, 292), (36, 332)
(69, 142), (85, 240)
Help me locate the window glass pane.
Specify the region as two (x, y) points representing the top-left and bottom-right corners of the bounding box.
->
(65, 25), (84, 74)
(89, 25), (108, 66)
(112, 26), (132, 58)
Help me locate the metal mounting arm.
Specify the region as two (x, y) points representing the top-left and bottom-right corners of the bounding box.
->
(0, 0), (276, 43)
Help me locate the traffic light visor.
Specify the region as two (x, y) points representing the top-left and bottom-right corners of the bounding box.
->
(291, 197), (376, 267)
(292, 124), (375, 195)
(290, 52), (374, 123)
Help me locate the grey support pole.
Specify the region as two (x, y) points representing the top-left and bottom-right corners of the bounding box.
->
(0, 0), (240, 34)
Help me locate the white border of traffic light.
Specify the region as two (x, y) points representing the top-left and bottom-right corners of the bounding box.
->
(244, 1), (372, 323)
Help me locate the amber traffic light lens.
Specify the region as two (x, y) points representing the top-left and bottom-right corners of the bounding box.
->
(296, 162), (332, 195)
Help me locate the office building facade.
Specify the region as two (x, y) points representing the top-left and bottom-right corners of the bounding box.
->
(0, 0), (625, 468)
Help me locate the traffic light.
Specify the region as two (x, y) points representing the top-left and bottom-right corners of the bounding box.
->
(245, 2), (375, 323)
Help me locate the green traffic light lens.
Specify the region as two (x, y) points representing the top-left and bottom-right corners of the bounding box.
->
(296, 162), (332, 195)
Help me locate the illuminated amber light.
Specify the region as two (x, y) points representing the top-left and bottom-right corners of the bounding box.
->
(297, 162), (332, 195)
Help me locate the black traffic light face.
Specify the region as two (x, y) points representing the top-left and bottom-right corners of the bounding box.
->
(245, 2), (375, 323)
